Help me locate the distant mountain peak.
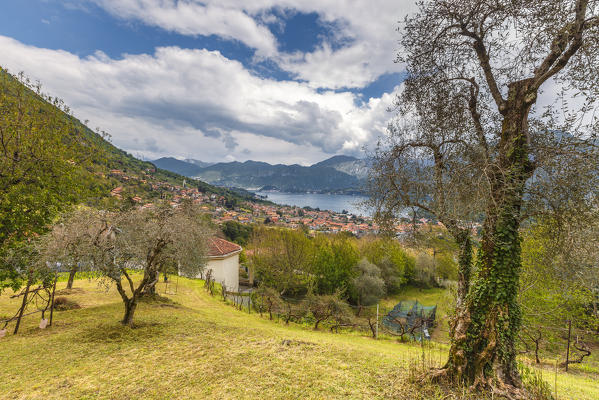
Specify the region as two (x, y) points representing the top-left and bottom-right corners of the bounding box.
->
(311, 155), (360, 168)
(184, 159), (214, 168)
(152, 154), (368, 193)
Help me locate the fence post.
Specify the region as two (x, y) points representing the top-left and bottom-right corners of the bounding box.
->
(49, 274), (57, 327)
(565, 319), (572, 372)
(375, 303), (379, 339)
(420, 308), (425, 371)
(554, 358), (558, 399)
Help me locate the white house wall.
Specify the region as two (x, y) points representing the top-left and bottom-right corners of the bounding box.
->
(197, 254), (240, 291)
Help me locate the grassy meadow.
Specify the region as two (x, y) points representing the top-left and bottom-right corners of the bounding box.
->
(0, 276), (597, 400)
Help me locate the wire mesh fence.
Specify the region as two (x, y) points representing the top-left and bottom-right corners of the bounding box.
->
(214, 285), (440, 341)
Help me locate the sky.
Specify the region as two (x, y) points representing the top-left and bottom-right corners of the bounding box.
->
(0, 0), (418, 165)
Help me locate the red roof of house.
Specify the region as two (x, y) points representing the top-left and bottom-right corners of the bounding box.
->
(207, 237), (242, 257)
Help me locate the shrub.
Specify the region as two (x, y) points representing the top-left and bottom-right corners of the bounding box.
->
(53, 296), (81, 311)
(359, 237), (411, 294)
(306, 291), (353, 331)
(252, 286), (283, 320)
(351, 258), (385, 306)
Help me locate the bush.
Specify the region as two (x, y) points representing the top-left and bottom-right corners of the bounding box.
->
(359, 237), (411, 294)
(53, 296), (81, 311)
(221, 221), (253, 246)
(312, 234), (359, 295)
(252, 286), (283, 320)
(435, 253), (457, 281)
(306, 291), (353, 331)
(351, 258), (385, 306)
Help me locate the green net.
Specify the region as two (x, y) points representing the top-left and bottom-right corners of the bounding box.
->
(382, 300), (436, 340)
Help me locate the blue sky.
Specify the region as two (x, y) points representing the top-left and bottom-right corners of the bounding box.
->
(0, 0), (416, 164)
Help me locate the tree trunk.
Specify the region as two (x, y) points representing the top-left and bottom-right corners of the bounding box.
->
(122, 297), (138, 326)
(314, 319), (321, 330)
(13, 276), (32, 334)
(114, 275), (139, 327)
(443, 81), (535, 391)
(66, 264), (77, 290)
(143, 270), (160, 295)
(455, 231), (472, 310)
(367, 317), (376, 338)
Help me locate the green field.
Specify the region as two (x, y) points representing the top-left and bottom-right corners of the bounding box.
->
(0, 277), (597, 400)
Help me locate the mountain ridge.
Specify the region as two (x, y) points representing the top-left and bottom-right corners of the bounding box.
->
(152, 155), (369, 194)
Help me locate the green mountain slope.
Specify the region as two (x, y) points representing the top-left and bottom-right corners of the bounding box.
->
(0, 68), (256, 213)
(1, 66), (258, 290)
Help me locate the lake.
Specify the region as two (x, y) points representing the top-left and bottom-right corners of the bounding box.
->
(254, 191), (371, 216)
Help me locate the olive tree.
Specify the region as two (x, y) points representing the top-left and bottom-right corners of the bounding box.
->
(305, 291), (353, 331)
(43, 203), (212, 326)
(369, 0), (599, 394)
(352, 258), (385, 308)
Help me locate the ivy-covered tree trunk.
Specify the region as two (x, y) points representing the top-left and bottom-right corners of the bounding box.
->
(454, 232), (472, 310)
(444, 81), (535, 391)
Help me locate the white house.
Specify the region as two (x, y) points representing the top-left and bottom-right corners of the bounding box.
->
(198, 237), (242, 291)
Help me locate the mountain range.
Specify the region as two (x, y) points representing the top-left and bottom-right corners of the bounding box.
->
(152, 155), (369, 194)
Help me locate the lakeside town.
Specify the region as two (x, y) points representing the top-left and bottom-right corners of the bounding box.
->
(106, 168), (429, 236)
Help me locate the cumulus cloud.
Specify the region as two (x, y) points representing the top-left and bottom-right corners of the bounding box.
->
(264, 0), (418, 89)
(0, 36), (399, 164)
(89, 0), (279, 58)
(87, 0), (417, 89)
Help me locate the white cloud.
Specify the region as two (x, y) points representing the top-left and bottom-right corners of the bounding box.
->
(0, 36), (399, 164)
(87, 0), (418, 89)
(90, 0), (279, 58)
(262, 0), (417, 89)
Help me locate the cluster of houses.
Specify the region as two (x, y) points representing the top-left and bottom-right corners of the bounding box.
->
(108, 169), (230, 209)
(107, 168), (386, 236)
(219, 203), (384, 236)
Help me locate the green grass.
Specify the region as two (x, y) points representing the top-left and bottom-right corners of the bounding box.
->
(0, 277), (597, 400)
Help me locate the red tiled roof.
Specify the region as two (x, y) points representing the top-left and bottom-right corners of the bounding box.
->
(207, 237), (242, 257)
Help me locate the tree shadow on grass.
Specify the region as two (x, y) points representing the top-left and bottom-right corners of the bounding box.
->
(78, 320), (170, 344)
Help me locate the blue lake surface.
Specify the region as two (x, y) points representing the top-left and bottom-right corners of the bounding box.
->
(254, 191), (371, 216)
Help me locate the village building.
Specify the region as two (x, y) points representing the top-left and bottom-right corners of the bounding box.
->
(197, 237), (242, 291)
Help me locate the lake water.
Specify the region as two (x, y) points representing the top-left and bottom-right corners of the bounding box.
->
(254, 191), (371, 216)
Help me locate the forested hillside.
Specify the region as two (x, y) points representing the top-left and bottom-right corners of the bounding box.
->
(0, 68), (254, 289)
(0, 67), (255, 208)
